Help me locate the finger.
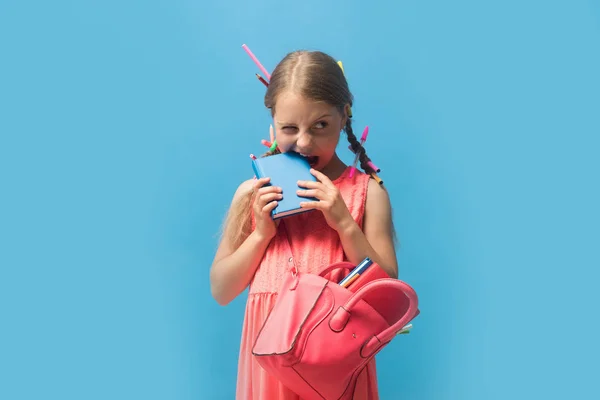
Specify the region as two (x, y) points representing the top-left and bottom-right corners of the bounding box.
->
(310, 168), (336, 189)
(258, 192), (283, 207)
(253, 177), (271, 190)
(254, 186), (275, 208)
(262, 200), (278, 213)
(254, 191), (281, 210)
(297, 180), (325, 190)
(299, 200), (325, 210)
(257, 185), (282, 196)
(296, 188), (326, 199)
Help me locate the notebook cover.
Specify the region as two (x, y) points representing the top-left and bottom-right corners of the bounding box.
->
(251, 151), (319, 219)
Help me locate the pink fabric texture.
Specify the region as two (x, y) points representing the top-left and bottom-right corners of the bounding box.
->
(236, 167), (380, 400)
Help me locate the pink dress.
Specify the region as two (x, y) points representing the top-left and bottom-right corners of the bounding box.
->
(236, 167), (380, 400)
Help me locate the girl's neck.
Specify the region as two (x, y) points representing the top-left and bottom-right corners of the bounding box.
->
(320, 153), (347, 181)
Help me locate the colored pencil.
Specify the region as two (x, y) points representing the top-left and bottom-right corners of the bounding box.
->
(371, 172), (383, 185)
(349, 126), (369, 178)
(256, 73), (268, 87)
(242, 44), (271, 80)
(367, 161), (380, 173)
(338, 258), (373, 287)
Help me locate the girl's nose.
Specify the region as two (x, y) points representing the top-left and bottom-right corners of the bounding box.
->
(295, 130), (312, 150)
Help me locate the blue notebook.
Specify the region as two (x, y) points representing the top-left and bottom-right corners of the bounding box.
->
(251, 151), (319, 219)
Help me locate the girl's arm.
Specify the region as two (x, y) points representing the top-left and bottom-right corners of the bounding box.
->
(297, 170), (399, 279)
(209, 179), (272, 306)
(338, 179), (399, 279)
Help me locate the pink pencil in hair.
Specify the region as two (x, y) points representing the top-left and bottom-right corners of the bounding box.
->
(360, 125), (380, 173)
(360, 126), (369, 143)
(348, 146), (381, 173)
(348, 126), (369, 178)
(368, 161), (380, 172)
(242, 44), (271, 81)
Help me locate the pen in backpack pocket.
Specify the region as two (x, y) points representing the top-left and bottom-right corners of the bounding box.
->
(339, 257), (373, 288)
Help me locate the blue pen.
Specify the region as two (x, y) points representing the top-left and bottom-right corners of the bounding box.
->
(339, 257), (373, 287)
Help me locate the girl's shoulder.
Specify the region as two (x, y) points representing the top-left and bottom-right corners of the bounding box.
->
(231, 178), (255, 202)
(365, 176), (392, 208)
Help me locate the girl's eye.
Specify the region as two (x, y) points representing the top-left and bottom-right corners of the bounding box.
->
(282, 126), (297, 132)
(314, 121), (328, 129)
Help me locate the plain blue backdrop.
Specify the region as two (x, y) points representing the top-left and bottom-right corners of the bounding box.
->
(1, 0), (598, 399)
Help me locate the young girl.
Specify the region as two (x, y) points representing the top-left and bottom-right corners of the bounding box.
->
(210, 50), (399, 399)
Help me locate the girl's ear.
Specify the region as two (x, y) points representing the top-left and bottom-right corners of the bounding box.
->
(341, 104), (351, 129)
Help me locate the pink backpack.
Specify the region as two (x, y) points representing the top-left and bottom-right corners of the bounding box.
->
(252, 230), (420, 400)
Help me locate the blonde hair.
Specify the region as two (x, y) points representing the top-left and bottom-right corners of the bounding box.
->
(223, 50), (378, 249)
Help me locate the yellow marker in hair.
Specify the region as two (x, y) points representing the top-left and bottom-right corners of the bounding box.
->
(337, 60), (352, 118)
(371, 172), (383, 185)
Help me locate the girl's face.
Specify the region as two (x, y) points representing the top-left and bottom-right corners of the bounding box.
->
(273, 91), (346, 171)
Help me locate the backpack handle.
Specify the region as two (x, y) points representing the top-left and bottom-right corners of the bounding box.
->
(330, 278), (419, 357)
(317, 261), (355, 278)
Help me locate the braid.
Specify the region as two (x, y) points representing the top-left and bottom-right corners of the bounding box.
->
(345, 118), (374, 174)
(260, 145), (281, 158)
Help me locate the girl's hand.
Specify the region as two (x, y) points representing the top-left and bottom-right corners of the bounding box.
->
(297, 169), (355, 233)
(252, 177), (282, 240)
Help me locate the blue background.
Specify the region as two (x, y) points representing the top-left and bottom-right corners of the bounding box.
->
(1, 0), (598, 399)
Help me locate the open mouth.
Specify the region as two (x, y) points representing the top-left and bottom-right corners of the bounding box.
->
(304, 155), (319, 167)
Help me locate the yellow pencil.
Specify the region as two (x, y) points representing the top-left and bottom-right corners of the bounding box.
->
(371, 172), (383, 185)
